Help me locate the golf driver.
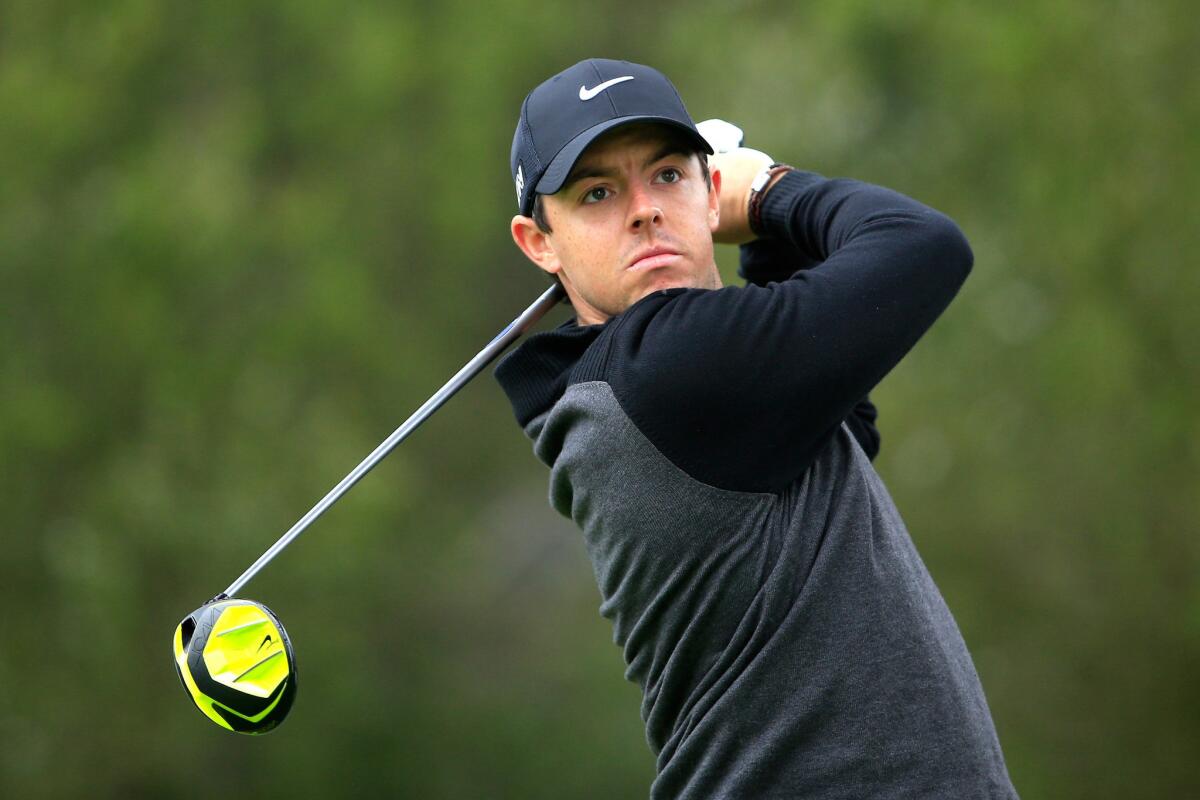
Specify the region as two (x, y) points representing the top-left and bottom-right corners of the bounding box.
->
(174, 117), (748, 735)
(174, 282), (566, 734)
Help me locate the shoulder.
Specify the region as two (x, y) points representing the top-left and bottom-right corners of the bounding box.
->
(571, 285), (817, 493)
(574, 285), (769, 386)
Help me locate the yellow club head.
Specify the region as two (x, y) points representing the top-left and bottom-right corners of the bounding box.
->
(173, 598), (297, 734)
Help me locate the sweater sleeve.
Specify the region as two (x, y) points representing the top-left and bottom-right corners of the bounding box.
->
(737, 237), (822, 286)
(845, 396), (881, 461)
(604, 170), (971, 494)
(739, 222), (881, 462)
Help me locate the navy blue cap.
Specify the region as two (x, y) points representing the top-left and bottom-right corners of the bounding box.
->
(510, 58), (713, 217)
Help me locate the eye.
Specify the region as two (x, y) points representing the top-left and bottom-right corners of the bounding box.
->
(656, 167), (682, 184)
(582, 185), (611, 204)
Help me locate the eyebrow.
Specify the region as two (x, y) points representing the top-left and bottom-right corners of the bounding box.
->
(563, 143), (692, 189)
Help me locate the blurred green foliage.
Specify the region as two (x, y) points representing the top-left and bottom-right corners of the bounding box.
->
(2, 1), (1196, 797)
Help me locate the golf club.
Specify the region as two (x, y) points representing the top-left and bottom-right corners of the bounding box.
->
(173, 282), (566, 734)
(173, 117), (747, 735)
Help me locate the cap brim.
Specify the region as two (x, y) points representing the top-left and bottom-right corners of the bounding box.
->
(534, 116), (715, 197)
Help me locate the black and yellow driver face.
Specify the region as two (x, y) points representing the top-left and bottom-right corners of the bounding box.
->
(173, 599), (297, 734)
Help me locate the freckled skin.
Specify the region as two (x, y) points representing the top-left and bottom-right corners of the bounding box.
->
(510, 123), (725, 326)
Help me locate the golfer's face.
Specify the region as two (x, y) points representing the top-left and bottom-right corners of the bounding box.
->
(541, 124), (722, 323)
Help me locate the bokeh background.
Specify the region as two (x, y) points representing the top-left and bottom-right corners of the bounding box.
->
(3, 1), (1197, 797)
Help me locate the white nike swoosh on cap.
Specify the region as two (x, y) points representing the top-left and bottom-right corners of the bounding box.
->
(579, 76), (635, 101)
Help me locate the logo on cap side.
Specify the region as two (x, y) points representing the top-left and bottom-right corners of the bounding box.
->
(515, 164), (525, 203)
(579, 76), (634, 101)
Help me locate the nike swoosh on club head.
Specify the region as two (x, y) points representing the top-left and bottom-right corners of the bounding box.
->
(257, 634), (274, 653)
(579, 76), (634, 101)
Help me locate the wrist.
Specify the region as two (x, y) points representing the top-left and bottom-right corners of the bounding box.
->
(748, 164), (795, 237)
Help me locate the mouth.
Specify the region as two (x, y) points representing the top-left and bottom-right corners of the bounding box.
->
(626, 247), (683, 272)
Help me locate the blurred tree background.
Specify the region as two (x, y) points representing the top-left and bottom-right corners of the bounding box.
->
(2, 0), (1196, 797)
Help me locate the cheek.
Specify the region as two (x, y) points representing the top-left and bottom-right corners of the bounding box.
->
(685, 204), (717, 250)
(559, 231), (613, 286)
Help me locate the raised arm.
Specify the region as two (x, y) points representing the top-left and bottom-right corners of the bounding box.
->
(739, 229), (879, 462)
(603, 169), (971, 493)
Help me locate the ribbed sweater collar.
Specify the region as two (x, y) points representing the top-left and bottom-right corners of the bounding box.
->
(493, 315), (608, 428)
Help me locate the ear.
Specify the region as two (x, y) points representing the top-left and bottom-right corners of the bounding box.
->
(707, 166), (722, 234)
(511, 215), (562, 277)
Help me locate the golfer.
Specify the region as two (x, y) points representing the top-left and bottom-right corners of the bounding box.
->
(495, 58), (1018, 799)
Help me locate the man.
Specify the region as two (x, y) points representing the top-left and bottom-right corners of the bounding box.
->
(494, 58), (1018, 799)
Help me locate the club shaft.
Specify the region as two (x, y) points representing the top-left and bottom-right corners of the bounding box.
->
(220, 283), (565, 599)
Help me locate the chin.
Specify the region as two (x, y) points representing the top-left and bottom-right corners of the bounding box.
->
(624, 281), (677, 309)
(622, 267), (719, 311)
(648, 270), (707, 293)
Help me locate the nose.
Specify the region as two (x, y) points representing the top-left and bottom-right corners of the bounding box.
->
(627, 183), (663, 231)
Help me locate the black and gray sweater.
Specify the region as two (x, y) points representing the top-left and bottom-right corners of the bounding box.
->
(494, 170), (1017, 799)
